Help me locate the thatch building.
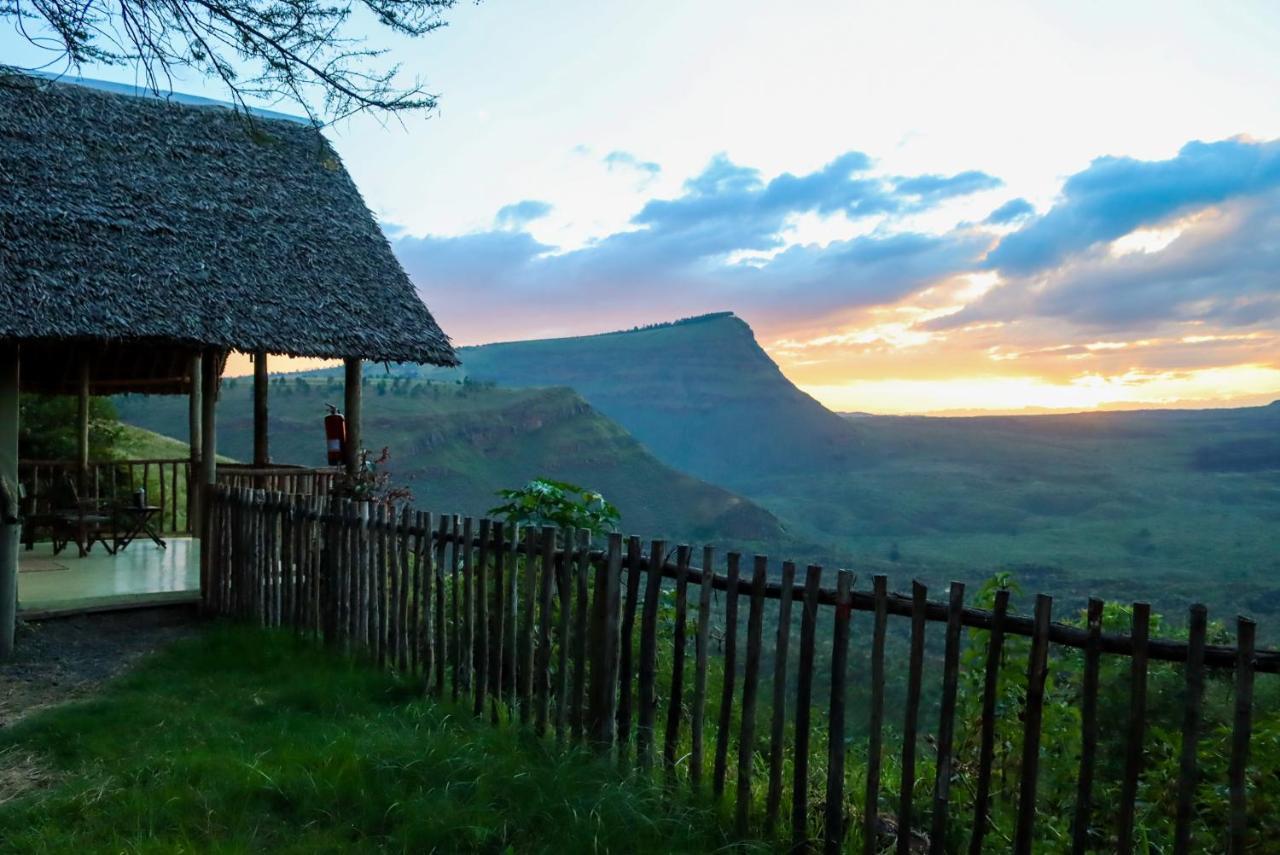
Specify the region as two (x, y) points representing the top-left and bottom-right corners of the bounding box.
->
(0, 71), (458, 657)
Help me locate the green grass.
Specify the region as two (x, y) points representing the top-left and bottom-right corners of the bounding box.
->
(0, 626), (740, 853)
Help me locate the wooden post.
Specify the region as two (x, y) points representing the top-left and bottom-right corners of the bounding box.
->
(637, 539), (666, 768)
(971, 588), (1011, 855)
(0, 344), (18, 661)
(1173, 604), (1207, 855)
(764, 561), (796, 834)
(588, 533), (623, 749)
(253, 351), (269, 470)
(663, 544), (691, 779)
(1013, 594), (1053, 855)
(792, 564), (822, 849)
(76, 355), (90, 493)
(824, 569), (854, 854)
(570, 529), (590, 741)
(735, 555), (768, 837)
(198, 348), (219, 606)
(189, 352), (202, 523)
(617, 536), (643, 753)
(1117, 602), (1151, 855)
(1229, 616), (1256, 854)
(713, 553), (742, 796)
(343, 358), (362, 477)
(897, 581), (928, 855)
(930, 581), (966, 852)
(690, 545), (716, 789)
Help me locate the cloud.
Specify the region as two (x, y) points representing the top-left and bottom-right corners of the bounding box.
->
(396, 135), (1280, 395)
(391, 153), (994, 343)
(986, 138), (1280, 274)
(984, 197), (1035, 224)
(603, 150), (661, 175)
(893, 170), (1002, 202)
(494, 199), (553, 229)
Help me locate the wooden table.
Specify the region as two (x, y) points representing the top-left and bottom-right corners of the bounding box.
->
(114, 505), (166, 551)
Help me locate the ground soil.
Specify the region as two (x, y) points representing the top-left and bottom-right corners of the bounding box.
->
(1, 606), (201, 730)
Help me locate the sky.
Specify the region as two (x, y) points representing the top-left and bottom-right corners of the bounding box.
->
(6, 0), (1280, 414)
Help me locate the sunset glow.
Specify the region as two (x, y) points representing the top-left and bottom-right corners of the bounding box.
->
(65, 0), (1277, 416)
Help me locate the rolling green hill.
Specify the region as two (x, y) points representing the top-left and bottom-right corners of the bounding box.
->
(115, 379), (786, 549)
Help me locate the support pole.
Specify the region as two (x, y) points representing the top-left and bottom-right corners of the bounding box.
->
(253, 351), (269, 469)
(343, 358), (362, 478)
(188, 352), (202, 533)
(0, 344), (20, 660)
(76, 356), (90, 493)
(198, 348), (219, 605)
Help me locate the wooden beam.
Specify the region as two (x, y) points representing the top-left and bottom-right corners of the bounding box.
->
(77, 356), (90, 491)
(200, 349), (219, 491)
(198, 348), (219, 609)
(343, 358), (362, 477)
(253, 351), (269, 468)
(0, 344), (19, 660)
(188, 352), (202, 533)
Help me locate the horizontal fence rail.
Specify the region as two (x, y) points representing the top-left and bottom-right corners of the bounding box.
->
(205, 486), (1271, 852)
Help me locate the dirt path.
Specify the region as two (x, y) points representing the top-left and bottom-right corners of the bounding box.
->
(1, 607), (201, 730)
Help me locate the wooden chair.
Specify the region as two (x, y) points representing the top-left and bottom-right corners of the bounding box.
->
(47, 474), (118, 557)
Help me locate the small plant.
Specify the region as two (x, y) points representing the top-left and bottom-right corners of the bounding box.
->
(488, 478), (620, 535)
(335, 447), (413, 507)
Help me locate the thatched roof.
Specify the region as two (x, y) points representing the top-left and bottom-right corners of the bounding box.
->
(0, 72), (457, 394)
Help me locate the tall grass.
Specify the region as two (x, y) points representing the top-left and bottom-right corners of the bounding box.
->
(0, 625), (745, 853)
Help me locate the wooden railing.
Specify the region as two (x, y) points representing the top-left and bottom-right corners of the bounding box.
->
(215, 464), (340, 496)
(19, 460), (341, 539)
(20, 458), (193, 534)
(205, 486), (1272, 853)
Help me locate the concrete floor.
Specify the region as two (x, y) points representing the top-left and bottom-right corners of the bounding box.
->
(18, 537), (200, 617)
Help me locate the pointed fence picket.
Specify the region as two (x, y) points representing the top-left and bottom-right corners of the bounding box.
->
(203, 485), (1276, 851)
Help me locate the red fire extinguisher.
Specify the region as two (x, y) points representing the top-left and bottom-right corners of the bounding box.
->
(324, 404), (347, 465)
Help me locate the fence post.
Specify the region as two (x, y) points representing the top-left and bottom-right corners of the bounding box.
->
(735, 555), (769, 837)
(970, 587), (1011, 855)
(897, 581), (928, 855)
(1117, 602), (1151, 855)
(930, 581), (966, 853)
(1173, 604), (1207, 855)
(535, 525), (557, 736)
(1229, 616), (1257, 854)
(638, 539), (666, 768)
(764, 561), (797, 834)
(823, 569), (854, 854)
(690, 545), (716, 790)
(663, 544), (692, 780)
(617, 535), (644, 754)
(1013, 593), (1053, 855)
(588, 532), (624, 750)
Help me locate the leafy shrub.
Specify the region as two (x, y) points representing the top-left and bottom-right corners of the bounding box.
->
(489, 478), (620, 535)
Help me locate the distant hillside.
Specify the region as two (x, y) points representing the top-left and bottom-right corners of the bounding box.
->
(396, 312), (865, 490)
(115, 378), (785, 548)
(328, 315), (1280, 626)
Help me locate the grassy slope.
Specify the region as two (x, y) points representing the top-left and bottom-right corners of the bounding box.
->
(0, 626), (736, 853)
(115, 380), (786, 550)
(379, 314), (1280, 624)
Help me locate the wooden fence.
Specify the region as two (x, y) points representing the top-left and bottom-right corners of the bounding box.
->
(205, 486), (1271, 853)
